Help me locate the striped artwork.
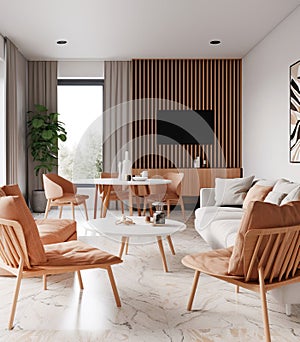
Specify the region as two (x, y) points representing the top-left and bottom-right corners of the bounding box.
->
(290, 60), (300, 162)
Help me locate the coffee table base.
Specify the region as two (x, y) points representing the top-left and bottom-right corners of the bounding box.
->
(118, 235), (174, 272)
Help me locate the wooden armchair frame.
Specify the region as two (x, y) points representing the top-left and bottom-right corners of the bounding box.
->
(182, 225), (300, 342)
(0, 218), (122, 330)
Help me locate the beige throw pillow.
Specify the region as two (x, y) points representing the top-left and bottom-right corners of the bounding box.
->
(242, 184), (273, 210)
(215, 175), (255, 206)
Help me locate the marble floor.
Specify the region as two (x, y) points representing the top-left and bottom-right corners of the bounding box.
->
(0, 207), (299, 342)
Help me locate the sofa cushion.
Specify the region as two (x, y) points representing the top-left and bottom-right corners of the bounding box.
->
(195, 207), (243, 249)
(242, 184), (273, 209)
(209, 220), (241, 249)
(228, 200), (300, 277)
(0, 195), (47, 265)
(36, 219), (77, 245)
(214, 175), (254, 206)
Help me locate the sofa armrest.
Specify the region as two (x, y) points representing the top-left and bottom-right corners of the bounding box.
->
(200, 188), (216, 207)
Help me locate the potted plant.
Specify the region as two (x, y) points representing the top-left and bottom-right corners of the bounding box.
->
(27, 104), (67, 212)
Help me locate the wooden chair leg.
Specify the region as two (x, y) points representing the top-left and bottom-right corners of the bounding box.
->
(120, 200), (124, 214)
(235, 285), (240, 293)
(167, 201), (170, 217)
(43, 275), (47, 290)
(59, 206), (63, 219)
(142, 198), (147, 216)
(258, 268), (271, 342)
(149, 205), (153, 217)
(83, 201), (89, 221)
(179, 196), (185, 220)
(8, 260), (24, 330)
(166, 235), (176, 255)
(44, 199), (51, 218)
(136, 197), (141, 216)
(77, 271), (84, 290)
(187, 270), (200, 311)
(125, 237), (129, 255)
(71, 203), (75, 220)
(106, 266), (121, 307)
(100, 200), (103, 218)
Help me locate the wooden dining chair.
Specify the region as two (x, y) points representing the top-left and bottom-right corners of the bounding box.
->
(98, 172), (129, 217)
(0, 214), (122, 330)
(182, 225), (300, 342)
(43, 173), (89, 220)
(143, 172), (185, 220)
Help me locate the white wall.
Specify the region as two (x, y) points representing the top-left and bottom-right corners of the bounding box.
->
(243, 6), (300, 182)
(58, 61), (104, 78)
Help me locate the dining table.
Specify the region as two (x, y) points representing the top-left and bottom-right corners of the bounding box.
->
(93, 177), (171, 218)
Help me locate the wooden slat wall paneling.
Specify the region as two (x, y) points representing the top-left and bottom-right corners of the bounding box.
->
(132, 59), (241, 170)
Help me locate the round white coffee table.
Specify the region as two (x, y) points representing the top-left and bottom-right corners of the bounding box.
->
(87, 216), (186, 272)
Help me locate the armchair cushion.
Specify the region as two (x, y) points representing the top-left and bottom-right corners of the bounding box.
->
(228, 200), (300, 276)
(43, 240), (121, 266)
(36, 219), (77, 245)
(182, 247), (240, 278)
(0, 195), (47, 265)
(51, 193), (89, 205)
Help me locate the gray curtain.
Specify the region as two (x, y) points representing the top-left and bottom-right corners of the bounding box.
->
(27, 61), (57, 202)
(6, 39), (27, 195)
(103, 61), (132, 172)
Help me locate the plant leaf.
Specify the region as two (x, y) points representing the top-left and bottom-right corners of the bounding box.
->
(41, 130), (54, 140)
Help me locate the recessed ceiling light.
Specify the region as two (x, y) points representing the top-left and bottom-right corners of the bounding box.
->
(210, 40), (221, 45)
(56, 40), (68, 45)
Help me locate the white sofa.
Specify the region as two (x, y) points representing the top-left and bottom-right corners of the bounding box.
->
(195, 185), (300, 316)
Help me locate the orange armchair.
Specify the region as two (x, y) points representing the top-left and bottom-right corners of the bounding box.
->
(43, 174), (89, 220)
(0, 195), (122, 330)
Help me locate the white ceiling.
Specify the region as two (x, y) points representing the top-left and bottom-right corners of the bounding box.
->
(0, 0), (299, 60)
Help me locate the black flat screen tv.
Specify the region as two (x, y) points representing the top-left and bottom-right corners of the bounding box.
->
(157, 109), (214, 145)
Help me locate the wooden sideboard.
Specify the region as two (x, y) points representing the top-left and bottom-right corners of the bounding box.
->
(133, 168), (242, 197)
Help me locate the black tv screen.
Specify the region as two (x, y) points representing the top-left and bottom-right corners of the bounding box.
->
(157, 109), (214, 145)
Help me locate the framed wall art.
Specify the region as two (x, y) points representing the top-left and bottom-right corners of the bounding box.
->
(290, 60), (300, 162)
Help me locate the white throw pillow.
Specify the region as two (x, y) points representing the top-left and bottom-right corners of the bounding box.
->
(264, 191), (287, 205)
(255, 179), (277, 187)
(214, 175), (255, 206)
(263, 179), (299, 205)
(273, 178), (299, 194)
(281, 185), (300, 205)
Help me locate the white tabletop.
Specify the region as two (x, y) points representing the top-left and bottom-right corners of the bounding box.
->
(87, 216), (186, 237)
(93, 178), (171, 186)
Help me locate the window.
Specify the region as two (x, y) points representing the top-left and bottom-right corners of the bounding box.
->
(57, 79), (104, 182)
